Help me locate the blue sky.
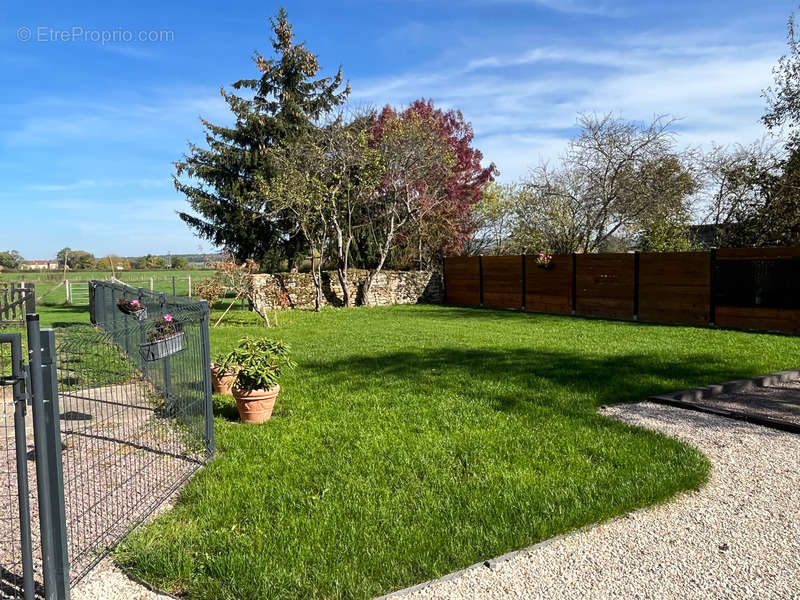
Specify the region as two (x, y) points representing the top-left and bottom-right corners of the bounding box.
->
(0, 0), (796, 259)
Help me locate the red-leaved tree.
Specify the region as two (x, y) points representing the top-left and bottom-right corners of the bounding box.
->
(368, 99), (497, 278)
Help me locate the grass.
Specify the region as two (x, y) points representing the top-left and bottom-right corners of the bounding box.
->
(0, 270), (216, 305)
(101, 304), (799, 600)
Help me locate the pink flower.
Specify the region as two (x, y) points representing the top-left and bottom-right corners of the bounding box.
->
(163, 314), (173, 322)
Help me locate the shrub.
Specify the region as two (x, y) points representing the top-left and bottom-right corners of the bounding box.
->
(219, 337), (295, 391)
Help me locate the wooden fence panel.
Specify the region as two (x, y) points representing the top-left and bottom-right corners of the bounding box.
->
(443, 248), (799, 334)
(714, 247), (800, 333)
(482, 256), (523, 309)
(525, 254), (572, 314)
(575, 253), (635, 320)
(444, 256), (481, 306)
(715, 306), (800, 334)
(639, 252), (710, 326)
(0, 284), (35, 326)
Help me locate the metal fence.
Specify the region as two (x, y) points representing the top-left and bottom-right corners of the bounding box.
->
(0, 280), (214, 600)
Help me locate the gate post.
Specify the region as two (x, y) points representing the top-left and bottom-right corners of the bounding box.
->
(26, 315), (70, 600)
(40, 329), (70, 599)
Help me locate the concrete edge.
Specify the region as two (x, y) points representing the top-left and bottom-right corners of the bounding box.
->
(648, 368), (800, 435)
(656, 369), (800, 404)
(375, 501), (659, 600)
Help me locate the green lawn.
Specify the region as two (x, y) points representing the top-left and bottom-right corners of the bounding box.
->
(0, 270), (216, 304)
(102, 304), (798, 600)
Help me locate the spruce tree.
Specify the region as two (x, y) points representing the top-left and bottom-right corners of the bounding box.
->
(175, 8), (349, 269)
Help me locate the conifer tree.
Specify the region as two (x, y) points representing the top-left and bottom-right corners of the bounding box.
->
(175, 8), (349, 269)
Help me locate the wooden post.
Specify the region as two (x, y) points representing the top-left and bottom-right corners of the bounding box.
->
(633, 251), (640, 321)
(571, 254), (577, 315)
(478, 255), (484, 308)
(709, 248), (717, 327)
(149, 277), (154, 291)
(188, 275), (192, 298)
(521, 254), (527, 311)
(65, 280), (70, 304)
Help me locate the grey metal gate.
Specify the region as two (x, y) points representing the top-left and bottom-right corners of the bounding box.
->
(0, 332), (35, 600)
(1, 317), (70, 600)
(0, 284), (215, 600)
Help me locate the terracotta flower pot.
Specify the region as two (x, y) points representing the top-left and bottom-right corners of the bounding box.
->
(210, 365), (236, 395)
(233, 384), (280, 424)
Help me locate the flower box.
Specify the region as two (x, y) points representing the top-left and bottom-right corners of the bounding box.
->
(118, 298), (147, 320)
(139, 331), (185, 362)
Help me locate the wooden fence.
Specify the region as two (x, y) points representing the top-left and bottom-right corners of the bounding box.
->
(444, 248), (800, 334)
(0, 283), (35, 327)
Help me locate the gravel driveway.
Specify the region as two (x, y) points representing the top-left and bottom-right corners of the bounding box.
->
(390, 402), (800, 600)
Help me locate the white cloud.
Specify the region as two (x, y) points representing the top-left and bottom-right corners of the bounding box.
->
(349, 29), (783, 180)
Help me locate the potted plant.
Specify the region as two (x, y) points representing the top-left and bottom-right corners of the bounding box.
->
(210, 355), (237, 395)
(139, 314), (184, 361)
(117, 297), (147, 320)
(219, 337), (295, 424)
(535, 252), (553, 270)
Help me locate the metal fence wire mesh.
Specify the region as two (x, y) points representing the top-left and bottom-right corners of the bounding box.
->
(53, 281), (214, 583)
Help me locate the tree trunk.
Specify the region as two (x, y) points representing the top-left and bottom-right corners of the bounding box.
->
(310, 253), (323, 312)
(337, 265), (350, 307)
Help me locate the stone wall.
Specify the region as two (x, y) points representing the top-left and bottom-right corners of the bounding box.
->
(251, 269), (443, 311)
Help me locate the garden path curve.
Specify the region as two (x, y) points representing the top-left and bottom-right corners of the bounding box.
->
(390, 402), (800, 600)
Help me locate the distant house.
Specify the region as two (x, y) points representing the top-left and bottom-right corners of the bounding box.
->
(20, 260), (60, 271)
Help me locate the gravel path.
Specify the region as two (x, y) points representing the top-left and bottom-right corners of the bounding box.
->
(391, 402), (800, 600)
(72, 557), (172, 600)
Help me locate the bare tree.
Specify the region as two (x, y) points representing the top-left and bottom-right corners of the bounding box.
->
(519, 113), (694, 253)
(462, 183), (519, 255)
(694, 140), (789, 247)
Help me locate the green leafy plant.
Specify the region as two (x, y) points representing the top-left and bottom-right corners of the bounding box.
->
(219, 337), (295, 391)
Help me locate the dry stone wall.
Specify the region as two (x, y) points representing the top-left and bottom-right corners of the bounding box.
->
(251, 269), (443, 311)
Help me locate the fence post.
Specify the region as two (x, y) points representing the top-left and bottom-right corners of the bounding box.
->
(65, 280), (70, 304)
(478, 255), (484, 308)
(521, 254), (527, 311)
(172, 276), (176, 298)
(199, 300), (215, 459)
(138, 288), (147, 377)
(633, 251), (640, 321)
(159, 293), (172, 413)
(709, 248), (717, 327)
(24, 283), (35, 314)
(188, 275), (192, 299)
(150, 277), (154, 291)
(571, 253), (577, 315)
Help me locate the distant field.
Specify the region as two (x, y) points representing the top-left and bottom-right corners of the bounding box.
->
(0, 270), (218, 305)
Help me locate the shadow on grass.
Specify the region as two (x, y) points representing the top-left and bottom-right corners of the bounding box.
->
(299, 345), (768, 416)
(213, 394), (239, 421)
